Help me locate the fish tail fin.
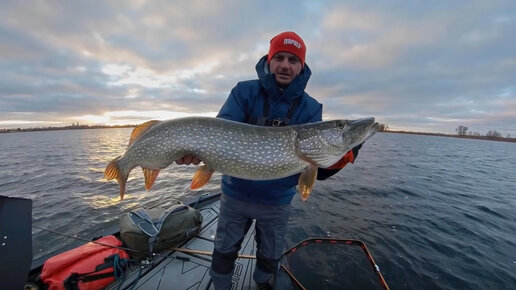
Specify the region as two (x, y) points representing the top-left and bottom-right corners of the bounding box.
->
(104, 156), (129, 200)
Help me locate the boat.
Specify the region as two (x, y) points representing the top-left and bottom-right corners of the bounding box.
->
(1, 193), (389, 289)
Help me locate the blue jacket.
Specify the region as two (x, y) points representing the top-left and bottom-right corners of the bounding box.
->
(217, 56), (322, 205)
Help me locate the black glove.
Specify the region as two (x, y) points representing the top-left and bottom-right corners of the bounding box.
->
(352, 143), (363, 161)
(317, 143), (364, 180)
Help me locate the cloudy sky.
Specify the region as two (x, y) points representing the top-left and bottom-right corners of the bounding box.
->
(1, 0), (515, 136)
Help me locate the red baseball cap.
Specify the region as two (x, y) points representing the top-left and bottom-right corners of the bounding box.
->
(267, 31), (306, 66)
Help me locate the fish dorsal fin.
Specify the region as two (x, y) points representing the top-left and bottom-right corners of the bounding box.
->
(128, 120), (161, 147)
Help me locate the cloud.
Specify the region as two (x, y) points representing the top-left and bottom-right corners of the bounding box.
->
(0, 0), (515, 136)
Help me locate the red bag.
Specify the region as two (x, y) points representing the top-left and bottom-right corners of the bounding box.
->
(40, 235), (129, 290)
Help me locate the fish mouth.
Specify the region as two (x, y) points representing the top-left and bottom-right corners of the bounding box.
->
(349, 117), (375, 128)
(347, 117), (378, 143)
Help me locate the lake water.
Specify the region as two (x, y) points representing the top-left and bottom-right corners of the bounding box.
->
(1, 129), (515, 289)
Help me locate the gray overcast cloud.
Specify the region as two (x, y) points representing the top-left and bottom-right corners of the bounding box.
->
(1, 0), (515, 135)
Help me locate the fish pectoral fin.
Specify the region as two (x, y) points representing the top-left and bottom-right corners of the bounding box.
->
(142, 168), (161, 190)
(190, 165), (214, 190)
(298, 165), (318, 201)
(302, 152), (348, 169)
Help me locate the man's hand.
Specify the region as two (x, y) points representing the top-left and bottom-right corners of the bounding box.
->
(175, 155), (201, 165)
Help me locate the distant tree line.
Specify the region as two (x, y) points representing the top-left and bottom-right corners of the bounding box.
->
(0, 123), (136, 134)
(378, 123), (389, 132)
(456, 125), (512, 139)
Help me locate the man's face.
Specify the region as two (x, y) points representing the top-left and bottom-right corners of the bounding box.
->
(269, 52), (303, 87)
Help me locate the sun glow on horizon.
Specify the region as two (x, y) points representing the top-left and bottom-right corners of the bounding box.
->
(0, 111), (219, 129)
(77, 110), (218, 126)
(76, 115), (110, 124)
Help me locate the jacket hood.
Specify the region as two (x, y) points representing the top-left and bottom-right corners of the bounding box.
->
(255, 55), (312, 101)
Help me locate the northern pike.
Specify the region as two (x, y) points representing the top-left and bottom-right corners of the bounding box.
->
(105, 117), (378, 200)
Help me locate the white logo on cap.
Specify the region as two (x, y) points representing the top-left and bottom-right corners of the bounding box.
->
(283, 38), (302, 49)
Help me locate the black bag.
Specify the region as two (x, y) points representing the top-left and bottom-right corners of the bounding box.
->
(120, 201), (202, 259)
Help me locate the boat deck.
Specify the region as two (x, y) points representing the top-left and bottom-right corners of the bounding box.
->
(23, 192), (388, 289)
(109, 198), (261, 290)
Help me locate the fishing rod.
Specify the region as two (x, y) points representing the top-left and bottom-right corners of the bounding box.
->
(33, 225), (256, 260)
(169, 247), (256, 259)
(32, 225), (140, 254)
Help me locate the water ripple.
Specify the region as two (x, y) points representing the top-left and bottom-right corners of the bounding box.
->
(1, 130), (515, 289)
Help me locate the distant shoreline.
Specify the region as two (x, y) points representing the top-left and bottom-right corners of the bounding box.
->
(382, 130), (516, 143)
(1, 124), (515, 143)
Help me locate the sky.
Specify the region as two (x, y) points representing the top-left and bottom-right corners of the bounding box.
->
(1, 0), (515, 136)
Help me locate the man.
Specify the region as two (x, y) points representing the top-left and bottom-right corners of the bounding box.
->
(176, 31), (361, 289)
